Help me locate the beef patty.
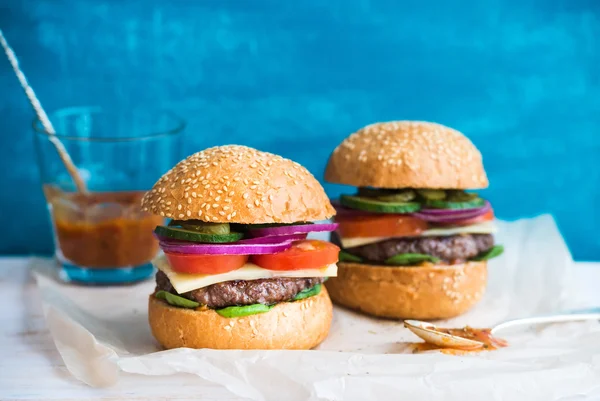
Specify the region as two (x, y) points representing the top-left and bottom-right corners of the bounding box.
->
(155, 270), (325, 309)
(335, 233), (494, 263)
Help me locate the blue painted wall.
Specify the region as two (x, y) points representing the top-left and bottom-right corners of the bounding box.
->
(1, 0), (599, 260)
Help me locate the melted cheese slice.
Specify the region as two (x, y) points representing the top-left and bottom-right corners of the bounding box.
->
(153, 255), (338, 294)
(340, 221), (497, 248)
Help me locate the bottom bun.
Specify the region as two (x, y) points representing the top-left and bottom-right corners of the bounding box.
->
(325, 261), (487, 320)
(148, 286), (333, 350)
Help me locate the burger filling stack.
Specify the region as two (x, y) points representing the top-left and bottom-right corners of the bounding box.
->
(142, 145), (338, 350)
(324, 121), (503, 320)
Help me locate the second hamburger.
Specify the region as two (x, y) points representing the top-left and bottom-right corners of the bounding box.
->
(324, 121), (503, 320)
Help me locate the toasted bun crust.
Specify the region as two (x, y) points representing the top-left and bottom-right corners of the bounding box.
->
(142, 145), (335, 223)
(148, 287), (333, 350)
(325, 261), (487, 320)
(325, 121), (488, 189)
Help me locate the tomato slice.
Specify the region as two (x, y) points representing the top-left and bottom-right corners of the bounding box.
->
(164, 252), (249, 274)
(250, 240), (340, 271)
(435, 209), (495, 227)
(335, 214), (428, 238)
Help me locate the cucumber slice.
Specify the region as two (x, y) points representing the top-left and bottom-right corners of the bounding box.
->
(423, 197), (486, 210)
(377, 189), (416, 202)
(155, 291), (200, 309)
(154, 226), (243, 243)
(292, 284), (322, 301)
(471, 245), (504, 261)
(215, 303), (274, 318)
(169, 220), (230, 235)
(385, 253), (440, 265)
(339, 250), (363, 263)
(416, 189), (447, 200)
(340, 195), (421, 214)
(446, 190), (479, 202)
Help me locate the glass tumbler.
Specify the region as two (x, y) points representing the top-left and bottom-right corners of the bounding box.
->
(33, 106), (184, 284)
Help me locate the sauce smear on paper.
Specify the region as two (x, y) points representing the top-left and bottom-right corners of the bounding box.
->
(412, 327), (508, 354)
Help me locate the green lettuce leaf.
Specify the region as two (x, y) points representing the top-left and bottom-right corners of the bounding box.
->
(385, 253), (440, 265)
(471, 245), (504, 261)
(339, 250), (362, 262)
(215, 303), (274, 318)
(292, 284), (322, 301)
(155, 290), (200, 309)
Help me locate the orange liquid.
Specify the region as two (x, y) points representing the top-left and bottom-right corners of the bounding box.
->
(45, 186), (163, 268)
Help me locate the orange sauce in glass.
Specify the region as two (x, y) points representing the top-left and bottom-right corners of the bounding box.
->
(45, 185), (163, 268)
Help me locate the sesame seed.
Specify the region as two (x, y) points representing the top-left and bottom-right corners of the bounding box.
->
(215, 196), (221, 201)
(254, 200), (260, 206)
(223, 206), (230, 210)
(192, 192), (197, 197)
(177, 204), (182, 210)
(212, 216), (218, 221)
(247, 204), (253, 208)
(243, 193), (249, 199)
(178, 213), (184, 218)
(229, 191), (235, 196)
(198, 210), (203, 216)
(250, 185), (258, 190)
(160, 211), (165, 216)
(212, 203), (219, 208)
(231, 211), (237, 217)
(166, 201), (172, 206)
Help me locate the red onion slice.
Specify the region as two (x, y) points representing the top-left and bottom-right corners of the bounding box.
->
(159, 239), (293, 255)
(248, 223), (338, 238)
(413, 201), (491, 223)
(237, 234), (307, 244)
(419, 201), (491, 215)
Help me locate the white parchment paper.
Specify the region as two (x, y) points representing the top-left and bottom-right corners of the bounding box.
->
(32, 215), (600, 400)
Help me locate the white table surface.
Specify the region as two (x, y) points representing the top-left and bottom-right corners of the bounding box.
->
(1, 257), (599, 401)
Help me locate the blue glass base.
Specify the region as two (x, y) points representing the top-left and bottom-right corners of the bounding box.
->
(59, 262), (155, 285)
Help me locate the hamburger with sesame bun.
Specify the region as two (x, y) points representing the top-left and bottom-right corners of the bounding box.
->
(324, 121), (503, 320)
(142, 145), (340, 349)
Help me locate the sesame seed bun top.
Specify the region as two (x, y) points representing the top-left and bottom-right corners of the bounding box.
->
(325, 121), (488, 189)
(142, 145), (335, 223)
